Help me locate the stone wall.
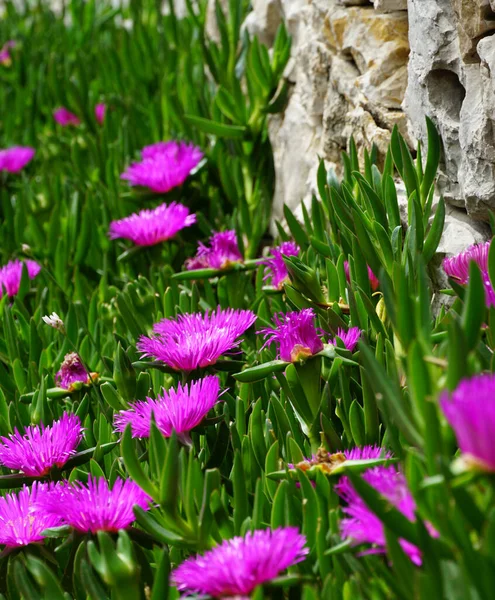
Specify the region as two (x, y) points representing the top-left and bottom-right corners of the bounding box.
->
(406, 0), (495, 220)
(240, 0), (493, 251)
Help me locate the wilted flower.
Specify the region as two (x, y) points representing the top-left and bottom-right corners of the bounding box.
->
(121, 140), (203, 193)
(109, 202), (196, 247)
(186, 230), (243, 271)
(95, 103), (106, 124)
(443, 242), (495, 307)
(115, 375), (221, 444)
(0, 259), (41, 298)
(0, 413), (83, 476)
(55, 353), (91, 390)
(38, 477), (151, 533)
(172, 527), (308, 598)
(335, 465), (432, 565)
(53, 107), (81, 127)
(259, 308), (324, 363)
(331, 327), (361, 352)
(0, 146), (35, 173)
(440, 373), (495, 472)
(0, 41), (16, 66)
(344, 260), (379, 292)
(0, 483), (63, 547)
(42, 312), (65, 332)
(263, 240), (300, 290)
(291, 445), (392, 475)
(137, 307), (256, 372)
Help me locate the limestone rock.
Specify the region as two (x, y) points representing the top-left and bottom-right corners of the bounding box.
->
(438, 204), (491, 256)
(279, 0), (312, 51)
(167, 0), (194, 18)
(240, 0), (495, 226)
(244, 0), (283, 47)
(337, 0), (370, 6)
(405, 0), (495, 220)
(373, 0), (407, 10)
(451, 0), (495, 60)
(324, 6), (409, 110)
(269, 88), (323, 224)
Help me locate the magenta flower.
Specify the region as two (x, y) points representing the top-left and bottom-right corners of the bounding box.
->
(115, 375), (221, 444)
(344, 260), (379, 292)
(95, 103), (106, 124)
(53, 107), (81, 127)
(335, 465), (432, 565)
(0, 49), (11, 65)
(0, 146), (35, 173)
(0, 483), (63, 548)
(343, 446), (391, 461)
(443, 242), (495, 307)
(0, 413), (83, 476)
(263, 241), (300, 290)
(259, 308), (324, 363)
(0, 41), (15, 66)
(186, 230), (243, 271)
(172, 527), (308, 598)
(0, 259), (41, 298)
(440, 373), (495, 471)
(331, 327), (361, 352)
(443, 242), (489, 283)
(121, 141), (203, 193)
(109, 202), (196, 247)
(55, 353), (90, 390)
(38, 477), (151, 533)
(137, 307), (256, 372)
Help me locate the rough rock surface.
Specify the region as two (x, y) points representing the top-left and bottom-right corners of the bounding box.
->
(236, 0), (494, 251)
(405, 0), (495, 222)
(243, 0), (412, 223)
(205, 0), (494, 254)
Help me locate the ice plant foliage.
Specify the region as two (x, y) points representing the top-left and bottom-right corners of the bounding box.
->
(0, 483), (63, 548)
(109, 202), (196, 246)
(186, 229), (243, 270)
(138, 307), (256, 371)
(115, 375), (221, 443)
(331, 327), (361, 352)
(259, 308), (324, 362)
(53, 107), (81, 126)
(0, 413), (83, 476)
(344, 260), (379, 292)
(440, 373), (495, 471)
(121, 140), (203, 193)
(55, 353), (90, 390)
(0, 259), (41, 298)
(443, 241), (495, 307)
(38, 477), (151, 533)
(95, 103), (106, 124)
(335, 465), (427, 565)
(263, 241), (300, 289)
(172, 527), (308, 598)
(0, 146), (35, 173)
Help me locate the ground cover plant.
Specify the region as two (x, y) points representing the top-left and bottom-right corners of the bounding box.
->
(1, 1), (495, 599)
